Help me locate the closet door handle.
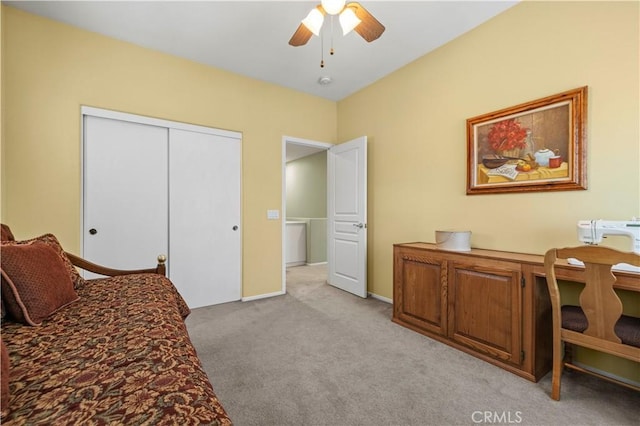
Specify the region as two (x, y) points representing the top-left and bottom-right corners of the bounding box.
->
(232, 225), (239, 231)
(89, 228), (98, 235)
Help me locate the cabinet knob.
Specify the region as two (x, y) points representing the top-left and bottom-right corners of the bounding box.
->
(89, 228), (97, 235)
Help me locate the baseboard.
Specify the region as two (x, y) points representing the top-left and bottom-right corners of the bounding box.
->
(368, 292), (392, 304)
(241, 290), (285, 302)
(243, 290), (390, 304)
(571, 361), (640, 388)
(306, 261), (328, 266)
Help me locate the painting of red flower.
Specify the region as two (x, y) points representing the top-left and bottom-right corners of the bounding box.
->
(487, 119), (528, 151)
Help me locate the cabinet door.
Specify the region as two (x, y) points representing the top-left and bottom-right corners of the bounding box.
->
(394, 251), (447, 336)
(448, 261), (522, 365)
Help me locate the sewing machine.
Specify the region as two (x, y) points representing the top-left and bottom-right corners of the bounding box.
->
(570, 219), (640, 272)
(577, 219), (640, 253)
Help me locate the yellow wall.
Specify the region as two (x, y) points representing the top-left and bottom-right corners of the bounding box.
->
(337, 0), (639, 383)
(0, 6), (337, 298)
(1, 4), (4, 214)
(338, 0), (639, 300)
(3, 1), (638, 300)
(2, 0), (639, 384)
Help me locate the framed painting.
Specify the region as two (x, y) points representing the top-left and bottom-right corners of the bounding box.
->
(466, 86), (587, 195)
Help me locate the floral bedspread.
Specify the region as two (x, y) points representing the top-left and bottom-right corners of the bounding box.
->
(1, 274), (231, 425)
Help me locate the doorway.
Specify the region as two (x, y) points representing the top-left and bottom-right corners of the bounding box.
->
(282, 137), (331, 294)
(282, 135), (368, 298)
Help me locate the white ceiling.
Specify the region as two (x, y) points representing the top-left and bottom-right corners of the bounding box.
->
(5, 0), (518, 102)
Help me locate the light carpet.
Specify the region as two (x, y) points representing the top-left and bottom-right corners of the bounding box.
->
(186, 264), (639, 426)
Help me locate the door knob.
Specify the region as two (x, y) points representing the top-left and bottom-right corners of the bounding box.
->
(89, 228), (97, 235)
(232, 225), (239, 231)
(353, 223), (365, 229)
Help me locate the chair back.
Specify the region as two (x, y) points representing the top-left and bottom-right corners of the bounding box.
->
(544, 245), (639, 400)
(544, 245), (640, 344)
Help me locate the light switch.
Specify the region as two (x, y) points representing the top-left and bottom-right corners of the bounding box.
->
(267, 209), (280, 220)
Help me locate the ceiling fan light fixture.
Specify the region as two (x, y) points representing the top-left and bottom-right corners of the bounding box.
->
(321, 0), (346, 15)
(339, 8), (361, 35)
(289, 1), (385, 51)
(302, 8), (324, 36)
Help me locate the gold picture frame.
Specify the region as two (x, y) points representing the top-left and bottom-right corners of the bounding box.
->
(466, 86), (587, 195)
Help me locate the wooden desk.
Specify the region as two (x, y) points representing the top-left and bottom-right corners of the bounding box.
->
(392, 243), (639, 382)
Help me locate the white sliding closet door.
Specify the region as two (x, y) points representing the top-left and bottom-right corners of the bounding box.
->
(83, 115), (169, 279)
(169, 129), (241, 307)
(82, 107), (242, 307)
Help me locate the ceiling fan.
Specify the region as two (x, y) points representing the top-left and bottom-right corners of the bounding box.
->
(289, 0), (385, 47)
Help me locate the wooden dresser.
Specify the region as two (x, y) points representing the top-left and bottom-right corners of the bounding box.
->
(392, 242), (639, 382)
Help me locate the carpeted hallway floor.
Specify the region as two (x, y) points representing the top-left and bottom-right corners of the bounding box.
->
(185, 264), (639, 426)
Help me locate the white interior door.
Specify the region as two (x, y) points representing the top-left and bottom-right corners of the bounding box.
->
(83, 116), (169, 278)
(327, 136), (367, 297)
(169, 129), (242, 308)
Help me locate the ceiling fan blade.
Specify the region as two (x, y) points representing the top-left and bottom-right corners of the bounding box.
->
(289, 5), (326, 46)
(289, 23), (313, 46)
(347, 2), (385, 42)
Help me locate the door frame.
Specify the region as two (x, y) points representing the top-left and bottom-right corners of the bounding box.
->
(281, 136), (332, 294)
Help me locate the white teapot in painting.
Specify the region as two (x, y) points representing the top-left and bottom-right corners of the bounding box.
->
(534, 149), (556, 167)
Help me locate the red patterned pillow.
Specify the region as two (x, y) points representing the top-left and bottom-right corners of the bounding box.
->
(1, 234), (84, 289)
(0, 242), (79, 326)
(0, 224), (14, 241)
(1, 338), (9, 415)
